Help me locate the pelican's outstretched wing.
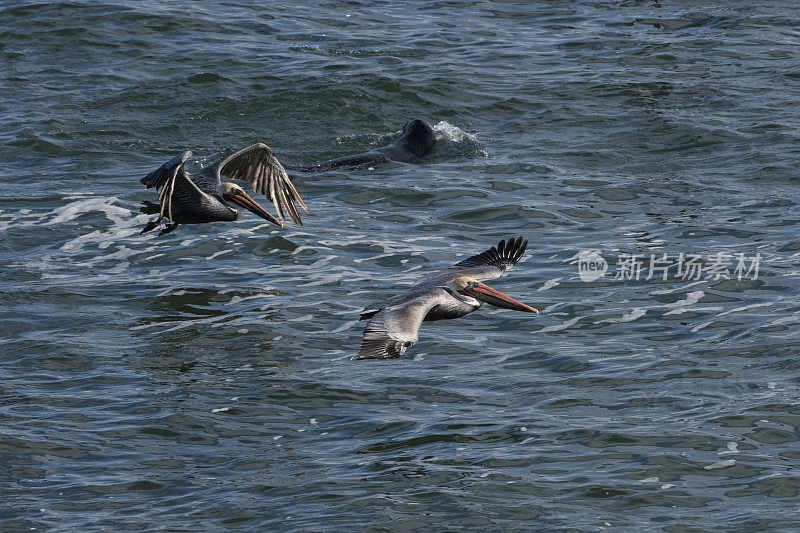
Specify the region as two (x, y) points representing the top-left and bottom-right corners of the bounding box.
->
(420, 236), (528, 285)
(353, 296), (436, 360)
(140, 151), (193, 222)
(211, 143), (308, 225)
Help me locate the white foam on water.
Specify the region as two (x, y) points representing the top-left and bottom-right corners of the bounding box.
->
(763, 310), (800, 327)
(650, 280), (707, 295)
(205, 249), (234, 260)
(292, 245), (317, 255)
(719, 442), (738, 455)
(130, 312), (230, 333)
(228, 294), (275, 305)
(0, 209), (44, 232)
(156, 287), (185, 297)
(598, 308), (647, 324)
(300, 271), (346, 287)
(664, 306), (724, 316)
(47, 197), (127, 225)
(538, 278), (561, 291)
(7, 196), (160, 287)
(704, 459), (736, 470)
(657, 290), (707, 317)
(665, 290), (705, 309)
(542, 302), (564, 313)
(535, 288), (725, 334)
(308, 255), (338, 269)
(717, 302), (772, 317)
(432, 120), (477, 143)
(353, 252), (397, 264)
(539, 316), (582, 333)
(330, 319), (359, 334)
(17, 197), (172, 284)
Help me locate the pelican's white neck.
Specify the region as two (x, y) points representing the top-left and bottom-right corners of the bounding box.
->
(441, 284), (480, 307)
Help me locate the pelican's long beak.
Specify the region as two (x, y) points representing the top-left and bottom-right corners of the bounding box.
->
(462, 282), (539, 314)
(226, 190), (282, 227)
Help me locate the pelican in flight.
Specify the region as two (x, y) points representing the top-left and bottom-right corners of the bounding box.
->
(354, 236), (539, 360)
(139, 144), (308, 235)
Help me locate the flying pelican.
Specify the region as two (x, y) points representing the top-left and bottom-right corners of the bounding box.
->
(139, 144), (308, 236)
(354, 236), (539, 360)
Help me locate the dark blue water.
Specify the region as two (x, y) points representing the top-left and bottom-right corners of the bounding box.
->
(3, 1), (800, 530)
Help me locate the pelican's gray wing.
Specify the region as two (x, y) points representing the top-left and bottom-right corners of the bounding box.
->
(140, 151), (193, 222)
(420, 236), (528, 285)
(210, 143), (309, 225)
(353, 295), (438, 360)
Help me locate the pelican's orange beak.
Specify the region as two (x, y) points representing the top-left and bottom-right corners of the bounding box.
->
(460, 282), (539, 314)
(226, 190), (282, 227)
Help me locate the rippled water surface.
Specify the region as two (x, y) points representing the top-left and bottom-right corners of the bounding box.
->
(4, 1), (800, 530)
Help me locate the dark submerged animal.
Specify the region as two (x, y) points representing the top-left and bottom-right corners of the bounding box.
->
(305, 119), (435, 171)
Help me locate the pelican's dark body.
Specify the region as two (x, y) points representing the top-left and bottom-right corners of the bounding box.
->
(157, 168), (238, 224)
(139, 144), (308, 235)
(167, 199), (237, 224)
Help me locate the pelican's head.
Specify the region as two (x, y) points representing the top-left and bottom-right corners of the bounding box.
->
(448, 276), (538, 314)
(220, 182), (282, 227)
(452, 276), (473, 293)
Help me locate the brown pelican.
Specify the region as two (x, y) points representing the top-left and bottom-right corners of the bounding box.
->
(354, 236), (538, 360)
(139, 144), (308, 235)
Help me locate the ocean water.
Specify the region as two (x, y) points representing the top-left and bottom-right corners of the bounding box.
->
(3, 1), (800, 530)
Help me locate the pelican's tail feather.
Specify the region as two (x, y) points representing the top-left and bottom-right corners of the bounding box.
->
(140, 201), (161, 215)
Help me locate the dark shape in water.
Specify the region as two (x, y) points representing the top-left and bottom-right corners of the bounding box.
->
(303, 118), (436, 171)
